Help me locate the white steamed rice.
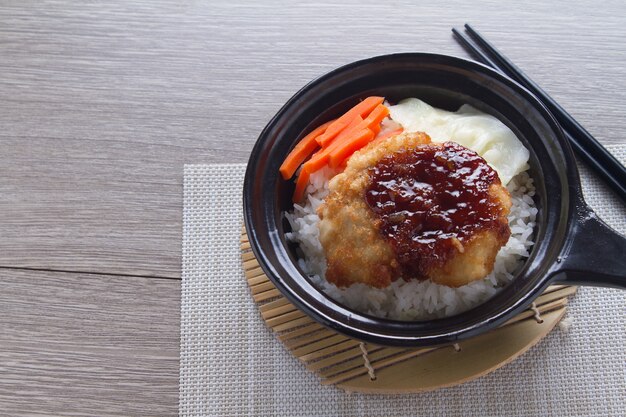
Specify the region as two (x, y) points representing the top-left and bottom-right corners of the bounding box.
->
(285, 167), (538, 321)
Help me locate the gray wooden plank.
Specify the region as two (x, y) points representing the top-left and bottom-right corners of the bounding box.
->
(0, 0), (625, 277)
(0, 268), (179, 416)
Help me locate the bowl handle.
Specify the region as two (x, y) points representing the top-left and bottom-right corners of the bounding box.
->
(550, 204), (626, 288)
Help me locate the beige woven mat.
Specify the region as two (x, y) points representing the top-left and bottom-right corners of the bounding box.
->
(181, 146), (625, 417)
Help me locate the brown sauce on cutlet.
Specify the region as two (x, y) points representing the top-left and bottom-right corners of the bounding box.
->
(365, 141), (507, 278)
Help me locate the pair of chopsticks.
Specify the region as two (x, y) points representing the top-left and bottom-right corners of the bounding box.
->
(453, 24), (626, 202)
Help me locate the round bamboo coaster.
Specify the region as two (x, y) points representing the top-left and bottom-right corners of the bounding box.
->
(241, 227), (576, 393)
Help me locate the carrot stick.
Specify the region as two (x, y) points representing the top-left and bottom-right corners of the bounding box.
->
(304, 106), (391, 172)
(279, 119), (334, 180)
(302, 149), (330, 174)
(303, 125), (352, 173)
(316, 96), (384, 147)
(292, 167), (311, 203)
(328, 115), (363, 147)
(326, 104), (388, 149)
(359, 104), (389, 132)
(305, 111), (376, 172)
(370, 123), (382, 135)
(328, 129), (375, 168)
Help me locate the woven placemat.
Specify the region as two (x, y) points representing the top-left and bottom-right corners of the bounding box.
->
(181, 146), (625, 417)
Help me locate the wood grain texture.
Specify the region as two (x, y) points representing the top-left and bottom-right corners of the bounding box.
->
(0, 0), (625, 276)
(0, 268), (180, 416)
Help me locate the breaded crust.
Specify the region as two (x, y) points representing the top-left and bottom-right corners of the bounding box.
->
(318, 132), (512, 288)
(318, 133), (431, 288)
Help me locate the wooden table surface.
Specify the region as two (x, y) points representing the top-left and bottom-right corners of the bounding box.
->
(1, 1), (624, 415)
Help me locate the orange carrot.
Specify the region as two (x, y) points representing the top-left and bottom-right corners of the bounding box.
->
(359, 104), (389, 132)
(326, 104), (388, 148)
(328, 115), (363, 146)
(315, 96), (384, 147)
(370, 123), (382, 135)
(302, 106), (390, 173)
(292, 167), (311, 203)
(303, 124), (354, 173)
(328, 129), (375, 168)
(279, 119), (334, 180)
(286, 100), (395, 202)
(302, 148), (330, 174)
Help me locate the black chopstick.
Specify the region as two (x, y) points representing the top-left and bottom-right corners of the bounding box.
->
(451, 28), (500, 69)
(452, 25), (626, 202)
(464, 24), (626, 175)
(451, 28), (624, 197)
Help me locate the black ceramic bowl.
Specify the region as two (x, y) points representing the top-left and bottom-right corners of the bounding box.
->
(243, 53), (625, 347)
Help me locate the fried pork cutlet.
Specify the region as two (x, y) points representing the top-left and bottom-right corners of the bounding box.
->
(317, 132), (511, 288)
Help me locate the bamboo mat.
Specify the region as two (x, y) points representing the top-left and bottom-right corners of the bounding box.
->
(181, 145), (626, 417)
(241, 225), (576, 392)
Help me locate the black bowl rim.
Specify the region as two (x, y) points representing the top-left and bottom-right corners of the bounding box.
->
(243, 52), (577, 346)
